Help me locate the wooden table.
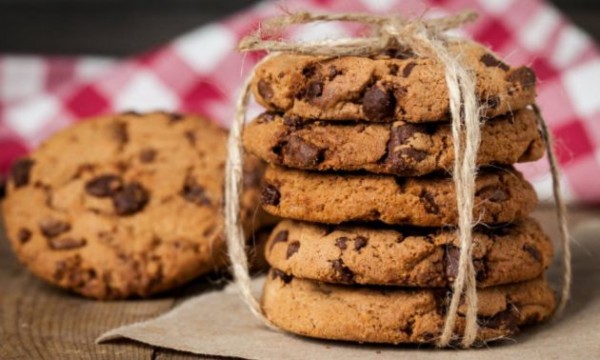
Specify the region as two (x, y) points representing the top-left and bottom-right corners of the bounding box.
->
(1, 205), (599, 359)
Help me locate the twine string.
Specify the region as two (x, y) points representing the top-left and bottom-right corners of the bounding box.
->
(226, 10), (570, 348)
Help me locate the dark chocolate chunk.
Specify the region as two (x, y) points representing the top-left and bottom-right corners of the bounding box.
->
(184, 130), (196, 146)
(85, 175), (123, 197)
(257, 79), (274, 99)
(269, 230), (289, 251)
(421, 190), (440, 214)
(330, 259), (354, 283)
(10, 158), (35, 188)
(354, 236), (368, 251)
(482, 95), (500, 109)
(112, 182), (149, 215)
(480, 53), (509, 71)
(306, 81), (323, 99)
(271, 268), (293, 284)
(181, 178), (211, 206)
(327, 66), (339, 79)
(302, 65), (316, 77)
(39, 219), (71, 238)
(282, 114), (303, 128)
(479, 307), (518, 333)
(257, 112), (275, 124)
(506, 67), (536, 89)
(476, 185), (509, 202)
(139, 148), (157, 163)
(112, 121), (129, 145)
(167, 112), (184, 123)
(523, 244), (542, 263)
(445, 246), (488, 282)
(17, 228), (32, 244)
(281, 136), (324, 168)
(363, 86), (396, 120)
(261, 184), (281, 206)
(388, 64), (399, 76)
(335, 236), (349, 250)
(49, 237), (87, 250)
(286, 241), (300, 259)
(402, 62), (417, 77)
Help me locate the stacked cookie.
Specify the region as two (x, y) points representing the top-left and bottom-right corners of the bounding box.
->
(244, 41), (557, 344)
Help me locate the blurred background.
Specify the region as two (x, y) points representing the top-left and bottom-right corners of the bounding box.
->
(0, 0), (598, 55)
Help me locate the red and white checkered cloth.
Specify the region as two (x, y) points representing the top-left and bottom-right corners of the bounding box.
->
(1, 0), (599, 203)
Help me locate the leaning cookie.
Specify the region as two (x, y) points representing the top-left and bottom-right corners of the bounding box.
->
(262, 272), (556, 344)
(261, 166), (537, 226)
(265, 218), (553, 288)
(2, 112), (266, 299)
(243, 108), (544, 176)
(252, 41), (536, 123)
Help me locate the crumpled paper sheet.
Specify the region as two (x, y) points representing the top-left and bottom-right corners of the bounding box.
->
(97, 221), (600, 359)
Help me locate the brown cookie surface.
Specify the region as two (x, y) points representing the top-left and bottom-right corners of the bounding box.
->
(243, 108), (544, 176)
(265, 218), (553, 288)
(261, 166), (537, 226)
(252, 41), (536, 123)
(262, 272), (556, 344)
(2, 112), (266, 299)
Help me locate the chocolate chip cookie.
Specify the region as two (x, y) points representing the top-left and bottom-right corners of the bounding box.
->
(2, 112), (267, 299)
(262, 271), (556, 344)
(265, 218), (552, 288)
(243, 108), (544, 176)
(252, 42), (536, 123)
(261, 166), (537, 226)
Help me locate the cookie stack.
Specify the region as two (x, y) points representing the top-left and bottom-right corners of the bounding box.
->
(243, 41), (557, 344)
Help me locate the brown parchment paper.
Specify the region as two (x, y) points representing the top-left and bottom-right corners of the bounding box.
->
(97, 219), (600, 359)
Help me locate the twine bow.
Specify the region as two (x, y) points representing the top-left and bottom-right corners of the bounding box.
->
(225, 10), (571, 349)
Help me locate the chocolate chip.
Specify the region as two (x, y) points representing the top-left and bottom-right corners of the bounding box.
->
(399, 320), (414, 336)
(184, 130), (196, 146)
(354, 236), (368, 251)
(480, 53), (509, 71)
(257, 79), (274, 99)
(476, 185), (509, 202)
(271, 268), (293, 284)
(330, 259), (354, 283)
(286, 241), (300, 259)
(17, 228), (32, 244)
(445, 246), (488, 282)
(112, 121), (129, 145)
(85, 175), (123, 197)
(402, 62), (417, 77)
(282, 114), (303, 128)
(261, 184), (280, 206)
(523, 244), (542, 263)
(0, 176), (6, 198)
(139, 148), (157, 163)
(49, 237), (87, 250)
(39, 219), (71, 238)
(327, 66), (339, 79)
(480, 307), (518, 333)
(482, 95), (500, 109)
(363, 86), (396, 120)
(269, 230), (289, 251)
(181, 178), (211, 206)
(167, 112), (184, 123)
(396, 233), (405, 243)
(10, 158), (35, 188)
(257, 112), (275, 124)
(302, 65), (316, 77)
(388, 64), (399, 76)
(335, 236), (349, 250)
(421, 190), (439, 214)
(112, 182), (149, 215)
(306, 81), (323, 99)
(280, 136), (324, 168)
(506, 67), (536, 89)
